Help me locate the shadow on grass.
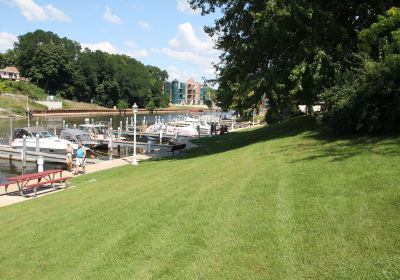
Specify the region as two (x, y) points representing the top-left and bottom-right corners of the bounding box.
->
(287, 129), (400, 163)
(148, 116), (399, 163)
(177, 116), (317, 160)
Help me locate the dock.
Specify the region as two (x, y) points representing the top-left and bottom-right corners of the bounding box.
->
(0, 145), (102, 164)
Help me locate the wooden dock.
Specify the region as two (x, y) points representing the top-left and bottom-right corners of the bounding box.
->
(0, 145), (102, 164)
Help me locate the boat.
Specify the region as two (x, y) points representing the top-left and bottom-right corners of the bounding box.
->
(12, 127), (77, 154)
(60, 123), (111, 150)
(145, 117), (210, 139)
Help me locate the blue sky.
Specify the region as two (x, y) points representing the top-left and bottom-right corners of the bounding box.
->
(0, 0), (221, 82)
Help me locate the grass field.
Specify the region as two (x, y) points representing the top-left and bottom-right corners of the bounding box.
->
(0, 94), (47, 116)
(62, 100), (108, 110)
(0, 117), (399, 279)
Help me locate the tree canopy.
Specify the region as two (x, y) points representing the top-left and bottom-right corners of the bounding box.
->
(190, 0), (398, 130)
(6, 30), (168, 108)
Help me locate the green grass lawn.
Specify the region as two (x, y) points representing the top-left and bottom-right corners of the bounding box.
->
(0, 117), (399, 279)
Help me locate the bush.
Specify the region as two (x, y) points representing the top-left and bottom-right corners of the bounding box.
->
(117, 100), (129, 109)
(322, 56), (400, 134)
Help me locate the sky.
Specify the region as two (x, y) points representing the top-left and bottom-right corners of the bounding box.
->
(0, 0), (221, 82)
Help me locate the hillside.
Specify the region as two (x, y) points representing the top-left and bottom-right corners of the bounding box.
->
(0, 80), (110, 116)
(0, 117), (399, 279)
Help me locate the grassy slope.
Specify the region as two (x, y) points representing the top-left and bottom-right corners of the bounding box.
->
(0, 117), (399, 279)
(0, 95), (47, 116)
(62, 100), (108, 110)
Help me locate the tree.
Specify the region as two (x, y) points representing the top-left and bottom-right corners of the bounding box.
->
(321, 7), (400, 134)
(30, 44), (74, 93)
(190, 0), (397, 118)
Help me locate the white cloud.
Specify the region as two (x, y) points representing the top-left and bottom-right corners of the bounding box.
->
(126, 49), (149, 59)
(44, 4), (70, 22)
(162, 22), (219, 77)
(81, 41), (148, 59)
(138, 21), (151, 31)
(125, 40), (137, 48)
(81, 42), (118, 54)
(0, 32), (18, 53)
(167, 65), (199, 81)
(103, 6), (122, 24)
(10, 0), (70, 22)
(177, 0), (199, 15)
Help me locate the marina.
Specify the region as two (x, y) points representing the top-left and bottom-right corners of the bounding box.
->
(0, 111), (236, 181)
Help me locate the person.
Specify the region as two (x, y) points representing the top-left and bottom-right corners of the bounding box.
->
(65, 143), (73, 172)
(75, 142), (86, 175)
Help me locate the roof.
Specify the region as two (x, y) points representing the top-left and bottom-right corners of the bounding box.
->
(1, 66), (19, 74)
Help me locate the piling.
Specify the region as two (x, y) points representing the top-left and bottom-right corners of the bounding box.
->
(147, 139), (152, 154)
(117, 127), (121, 140)
(37, 157), (44, 172)
(22, 135), (27, 167)
(9, 116), (13, 146)
(35, 134), (40, 152)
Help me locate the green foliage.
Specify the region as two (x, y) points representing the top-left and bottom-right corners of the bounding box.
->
(116, 99), (129, 109)
(10, 29), (167, 109)
(190, 0), (396, 122)
(145, 99), (156, 111)
(322, 7), (400, 134)
(0, 80), (46, 100)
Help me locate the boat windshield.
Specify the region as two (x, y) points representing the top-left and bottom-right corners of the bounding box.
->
(40, 131), (52, 138)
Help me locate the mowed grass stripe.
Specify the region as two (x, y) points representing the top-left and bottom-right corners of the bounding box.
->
(0, 116), (399, 279)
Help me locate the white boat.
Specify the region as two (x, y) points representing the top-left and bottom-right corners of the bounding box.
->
(12, 127), (77, 154)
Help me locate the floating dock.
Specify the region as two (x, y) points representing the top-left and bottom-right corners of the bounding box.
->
(0, 145), (102, 164)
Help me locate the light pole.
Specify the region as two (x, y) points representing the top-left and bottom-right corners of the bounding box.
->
(132, 103), (138, 165)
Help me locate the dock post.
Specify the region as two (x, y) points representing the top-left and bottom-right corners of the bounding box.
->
(36, 120), (39, 127)
(159, 129), (163, 144)
(108, 130), (113, 152)
(126, 118), (129, 131)
(9, 116), (13, 146)
(131, 117), (133, 127)
(110, 118), (113, 128)
(62, 120), (65, 129)
(74, 124), (77, 130)
(147, 139), (152, 153)
(143, 116), (146, 127)
(37, 157), (44, 172)
(35, 134), (40, 152)
(22, 135), (27, 168)
(65, 124), (69, 129)
(54, 127), (57, 136)
(117, 127), (121, 140)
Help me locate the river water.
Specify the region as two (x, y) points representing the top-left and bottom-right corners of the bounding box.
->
(0, 111), (230, 181)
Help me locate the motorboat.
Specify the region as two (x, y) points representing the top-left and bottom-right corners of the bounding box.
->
(145, 117), (209, 138)
(60, 123), (111, 150)
(12, 127), (77, 154)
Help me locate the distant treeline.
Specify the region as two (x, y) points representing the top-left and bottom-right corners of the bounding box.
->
(0, 30), (169, 109)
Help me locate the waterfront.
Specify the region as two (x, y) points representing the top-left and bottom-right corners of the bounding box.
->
(0, 111), (231, 181)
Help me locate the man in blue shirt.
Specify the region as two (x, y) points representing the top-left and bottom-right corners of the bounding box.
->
(75, 142), (86, 175)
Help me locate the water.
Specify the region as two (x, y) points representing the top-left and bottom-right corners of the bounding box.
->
(0, 111), (230, 180)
